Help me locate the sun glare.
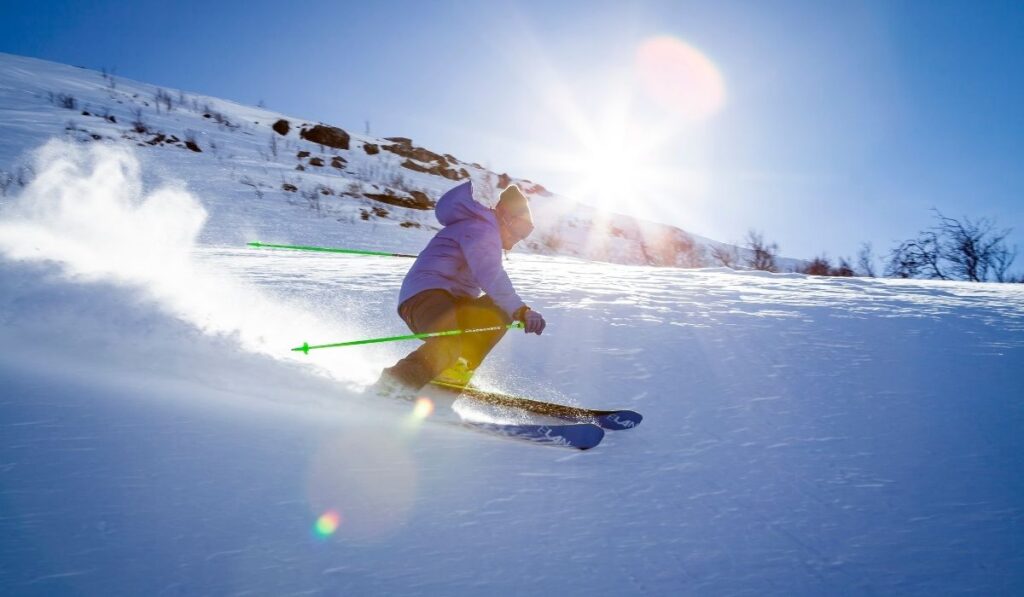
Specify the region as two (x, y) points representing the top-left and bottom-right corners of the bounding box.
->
(515, 34), (724, 219)
(635, 36), (726, 121)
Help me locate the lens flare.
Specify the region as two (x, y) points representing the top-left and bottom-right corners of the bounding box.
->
(307, 433), (418, 542)
(635, 36), (726, 120)
(411, 397), (434, 420)
(315, 510), (341, 538)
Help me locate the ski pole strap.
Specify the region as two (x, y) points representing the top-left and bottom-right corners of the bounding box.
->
(292, 322), (525, 354)
(247, 241), (418, 259)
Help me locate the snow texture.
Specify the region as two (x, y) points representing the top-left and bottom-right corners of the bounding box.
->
(1, 53), (1022, 596)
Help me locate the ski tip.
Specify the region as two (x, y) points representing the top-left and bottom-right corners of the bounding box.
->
(597, 410), (643, 431)
(572, 424), (605, 450)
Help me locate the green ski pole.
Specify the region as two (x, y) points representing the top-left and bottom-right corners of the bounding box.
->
(248, 241), (418, 258)
(292, 322), (525, 355)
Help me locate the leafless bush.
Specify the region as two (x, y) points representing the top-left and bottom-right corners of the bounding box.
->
(49, 92), (78, 110)
(832, 257), (855, 277)
(744, 230), (778, 272)
(886, 210), (1016, 282)
(269, 133), (278, 159)
(101, 66), (117, 90)
(710, 244), (740, 268)
(155, 88), (173, 113)
(934, 210), (1014, 282)
(802, 256), (832, 276)
(857, 242), (876, 277)
(885, 233), (943, 279)
(130, 107), (147, 133)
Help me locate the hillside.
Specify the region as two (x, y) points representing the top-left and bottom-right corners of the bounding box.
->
(0, 51), (774, 268)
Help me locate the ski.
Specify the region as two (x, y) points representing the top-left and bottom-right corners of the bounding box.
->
(462, 421), (604, 450)
(431, 380), (643, 431)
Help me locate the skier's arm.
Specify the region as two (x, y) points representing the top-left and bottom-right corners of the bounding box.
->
(459, 228), (527, 319)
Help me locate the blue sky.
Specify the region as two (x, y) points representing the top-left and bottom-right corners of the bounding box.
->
(2, 0), (1022, 264)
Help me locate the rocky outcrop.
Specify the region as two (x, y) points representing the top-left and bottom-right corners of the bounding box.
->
(364, 189), (435, 210)
(299, 124), (350, 150)
(272, 119), (290, 135)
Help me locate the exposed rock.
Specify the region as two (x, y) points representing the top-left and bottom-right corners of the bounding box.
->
(272, 119), (290, 136)
(400, 159), (432, 174)
(330, 156), (346, 169)
(400, 158), (469, 181)
(299, 124), (350, 150)
(297, 150), (310, 158)
(363, 143), (379, 155)
(296, 164), (305, 171)
(400, 221), (422, 228)
(282, 183), (298, 192)
(384, 136), (412, 146)
(185, 140), (201, 152)
(409, 191), (432, 207)
(383, 142), (445, 165)
(308, 157), (324, 167)
(497, 173), (512, 188)
(364, 190), (434, 210)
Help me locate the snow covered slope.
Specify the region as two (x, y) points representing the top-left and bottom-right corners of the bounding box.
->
(1, 53), (1022, 595)
(1, 136), (1022, 595)
(0, 51), (798, 269)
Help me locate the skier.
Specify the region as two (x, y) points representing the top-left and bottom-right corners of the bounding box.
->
(374, 180), (546, 397)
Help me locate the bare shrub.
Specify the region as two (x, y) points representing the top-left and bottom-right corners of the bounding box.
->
(130, 107), (147, 133)
(802, 256), (832, 276)
(710, 244), (740, 268)
(857, 242), (876, 277)
(50, 92), (78, 110)
(744, 230), (778, 272)
(101, 66), (117, 90)
(154, 88), (173, 112)
(886, 210), (1015, 282)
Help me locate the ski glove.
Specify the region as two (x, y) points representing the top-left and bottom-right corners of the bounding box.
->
(522, 309), (546, 335)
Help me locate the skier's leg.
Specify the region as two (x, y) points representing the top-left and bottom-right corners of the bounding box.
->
(456, 295), (512, 370)
(381, 290), (462, 390)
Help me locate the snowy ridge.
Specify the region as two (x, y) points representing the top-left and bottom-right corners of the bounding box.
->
(0, 51), (790, 268)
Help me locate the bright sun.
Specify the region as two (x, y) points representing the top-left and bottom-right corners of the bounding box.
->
(525, 35), (726, 216)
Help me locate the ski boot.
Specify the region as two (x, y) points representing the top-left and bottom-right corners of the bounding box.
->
(433, 357), (475, 389)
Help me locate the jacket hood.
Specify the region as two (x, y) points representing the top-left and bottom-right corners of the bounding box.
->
(435, 181), (495, 227)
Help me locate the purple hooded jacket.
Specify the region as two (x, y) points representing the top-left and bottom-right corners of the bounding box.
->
(398, 181), (526, 318)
